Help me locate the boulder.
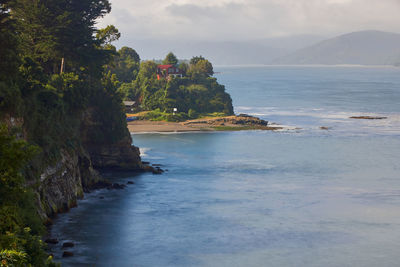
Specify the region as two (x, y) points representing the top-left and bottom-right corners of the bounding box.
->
(45, 238), (59, 244)
(62, 242), (75, 248)
(62, 251), (74, 257)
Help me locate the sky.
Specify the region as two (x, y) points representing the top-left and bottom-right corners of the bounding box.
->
(98, 0), (400, 43)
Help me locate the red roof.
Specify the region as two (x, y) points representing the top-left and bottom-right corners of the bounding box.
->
(157, 64), (173, 70)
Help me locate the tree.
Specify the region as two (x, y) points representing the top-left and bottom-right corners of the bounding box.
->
(189, 56), (205, 66)
(0, 125), (53, 266)
(96, 25), (120, 48)
(0, 0), (22, 114)
(108, 47), (140, 83)
(163, 52), (178, 66)
(119, 46), (140, 63)
(188, 58), (214, 80)
(138, 61), (158, 79)
(7, 0), (112, 75)
(179, 62), (189, 76)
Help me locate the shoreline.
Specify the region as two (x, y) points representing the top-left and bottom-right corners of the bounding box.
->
(127, 115), (284, 133)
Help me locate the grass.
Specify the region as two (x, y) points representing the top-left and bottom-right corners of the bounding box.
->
(126, 110), (231, 122)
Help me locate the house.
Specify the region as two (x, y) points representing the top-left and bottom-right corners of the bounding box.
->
(157, 65), (183, 80)
(123, 101), (136, 113)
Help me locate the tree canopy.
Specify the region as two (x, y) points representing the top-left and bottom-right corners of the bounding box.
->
(163, 52), (178, 66)
(116, 52), (233, 118)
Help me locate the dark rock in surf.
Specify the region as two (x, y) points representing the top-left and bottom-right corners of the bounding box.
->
(62, 251), (74, 257)
(45, 238), (59, 244)
(62, 242), (74, 248)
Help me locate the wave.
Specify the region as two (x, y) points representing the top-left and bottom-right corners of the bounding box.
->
(235, 106), (400, 136)
(139, 147), (151, 157)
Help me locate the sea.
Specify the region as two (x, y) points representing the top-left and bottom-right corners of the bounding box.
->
(51, 66), (400, 267)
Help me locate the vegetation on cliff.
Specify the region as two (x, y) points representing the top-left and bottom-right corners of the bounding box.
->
(115, 52), (234, 121)
(0, 0), (136, 265)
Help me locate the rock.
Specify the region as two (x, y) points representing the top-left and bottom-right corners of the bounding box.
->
(350, 116), (387, 120)
(143, 165), (164, 174)
(111, 183), (126, 189)
(62, 242), (75, 248)
(184, 115), (269, 128)
(152, 168), (164, 175)
(142, 161), (150, 165)
(238, 113), (252, 117)
(127, 181), (135, 185)
(90, 180), (112, 190)
(44, 218), (53, 226)
(62, 251), (74, 257)
(38, 150), (86, 218)
(81, 108), (143, 172)
(45, 238), (59, 244)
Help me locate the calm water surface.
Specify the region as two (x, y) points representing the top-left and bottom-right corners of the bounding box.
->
(52, 66), (400, 266)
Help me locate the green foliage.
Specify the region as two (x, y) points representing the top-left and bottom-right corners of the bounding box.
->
(96, 25), (121, 48)
(188, 109), (198, 119)
(163, 52), (178, 66)
(0, 249), (27, 266)
(138, 61), (158, 79)
(6, 0), (112, 74)
(0, 125), (38, 204)
(118, 82), (140, 101)
(0, 125), (54, 266)
(0, 2), (19, 83)
(187, 58), (214, 80)
(116, 54), (233, 118)
(179, 62), (189, 76)
(189, 56), (205, 65)
(107, 47), (140, 83)
(142, 109), (189, 122)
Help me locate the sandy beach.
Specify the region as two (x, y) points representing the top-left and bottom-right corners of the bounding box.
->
(127, 120), (213, 133)
(127, 115), (284, 133)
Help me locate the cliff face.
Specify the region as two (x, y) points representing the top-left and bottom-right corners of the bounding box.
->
(80, 107), (144, 171)
(37, 150), (84, 218)
(85, 134), (143, 171)
(35, 111), (143, 219)
(4, 106), (144, 220)
(36, 148), (106, 220)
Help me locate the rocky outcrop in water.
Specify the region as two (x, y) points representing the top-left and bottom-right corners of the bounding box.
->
(84, 134), (143, 171)
(80, 107), (144, 171)
(183, 114), (280, 130)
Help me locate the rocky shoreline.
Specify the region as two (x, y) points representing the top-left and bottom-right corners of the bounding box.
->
(44, 161), (164, 259)
(128, 114), (283, 133)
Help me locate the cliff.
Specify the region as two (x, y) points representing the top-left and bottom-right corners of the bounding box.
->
(80, 107), (144, 171)
(4, 107), (145, 222)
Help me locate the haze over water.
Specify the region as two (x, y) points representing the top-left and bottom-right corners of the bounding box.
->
(52, 66), (400, 266)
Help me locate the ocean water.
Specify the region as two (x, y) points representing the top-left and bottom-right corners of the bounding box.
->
(51, 66), (400, 266)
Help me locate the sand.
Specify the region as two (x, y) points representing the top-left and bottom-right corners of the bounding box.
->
(127, 120), (213, 133)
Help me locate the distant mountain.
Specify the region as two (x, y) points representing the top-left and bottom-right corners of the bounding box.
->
(272, 30), (400, 65)
(119, 35), (325, 65)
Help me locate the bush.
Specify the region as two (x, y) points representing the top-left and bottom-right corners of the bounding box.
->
(0, 125), (56, 266)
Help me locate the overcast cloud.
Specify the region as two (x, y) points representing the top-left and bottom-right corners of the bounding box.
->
(98, 0), (400, 43)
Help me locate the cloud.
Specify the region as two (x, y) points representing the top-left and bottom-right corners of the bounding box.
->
(98, 0), (400, 43)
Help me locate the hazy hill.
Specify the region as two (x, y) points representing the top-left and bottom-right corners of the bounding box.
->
(272, 30), (400, 65)
(121, 35), (324, 65)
